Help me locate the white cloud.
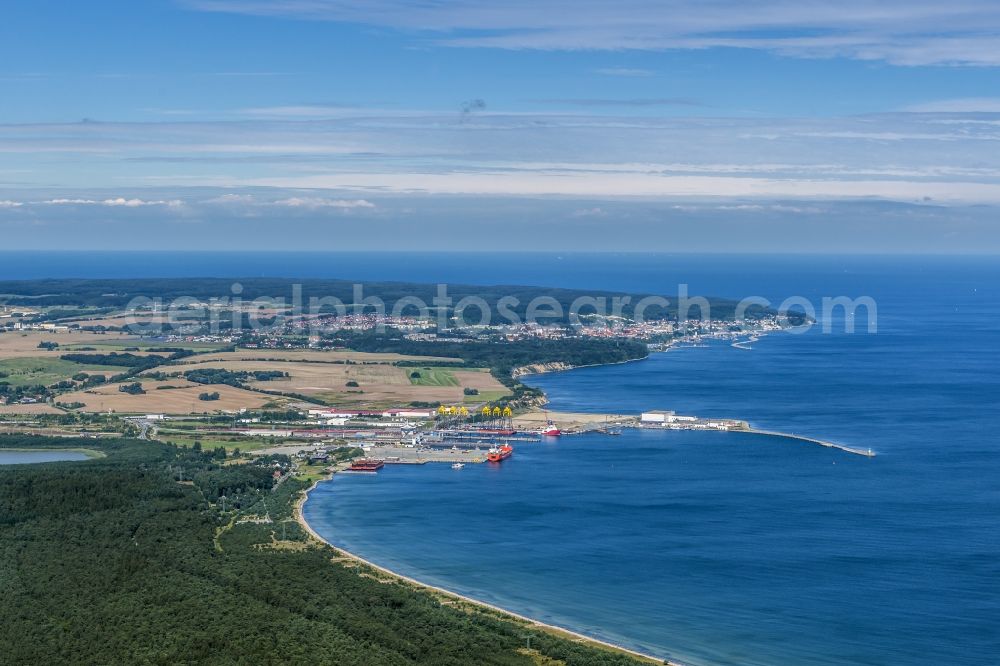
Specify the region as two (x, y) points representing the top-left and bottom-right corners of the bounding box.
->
(792, 130), (1000, 142)
(234, 171), (1000, 203)
(41, 197), (184, 207)
(104, 197), (184, 207)
(594, 68), (655, 77)
(0, 200), (23, 208)
(571, 207), (608, 217)
(203, 193), (257, 204)
(239, 105), (355, 118)
(904, 98), (1000, 113)
(203, 71), (290, 77)
(202, 193), (376, 210)
(5, 111), (1000, 205)
(185, 1), (1000, 66)
(272, 197), (376, 210)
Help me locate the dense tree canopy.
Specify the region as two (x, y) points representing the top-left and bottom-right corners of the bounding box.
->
(0, 435), (646, 666)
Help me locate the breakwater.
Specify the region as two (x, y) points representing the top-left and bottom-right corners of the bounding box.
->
(744, 428), (875, 457)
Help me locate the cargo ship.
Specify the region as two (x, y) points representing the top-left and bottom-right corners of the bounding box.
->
(346, 458), (385, 473)
(487, 443), (513, 462)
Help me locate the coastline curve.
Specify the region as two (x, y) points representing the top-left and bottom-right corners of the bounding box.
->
(295, 478), (681, 666)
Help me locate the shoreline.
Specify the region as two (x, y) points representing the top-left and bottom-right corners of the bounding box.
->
(0, 446), (106, 459)
(295, 478), (679, 666)
(512, 354), (648, 381)
(518, 341), (875, 457)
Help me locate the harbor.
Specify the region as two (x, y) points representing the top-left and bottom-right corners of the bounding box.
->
(256, 406), (875, 471)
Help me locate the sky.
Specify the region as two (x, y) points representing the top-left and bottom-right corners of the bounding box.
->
(2, 0), (1000, 252)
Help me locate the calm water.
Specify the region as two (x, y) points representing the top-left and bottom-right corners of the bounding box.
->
(298, 255), (1000, 666)
(1, 250), (993, 302)
(0, 449), (90, 465)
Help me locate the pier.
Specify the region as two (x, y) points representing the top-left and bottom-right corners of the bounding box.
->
(532, 409), (876, 457)
(744, 428), (875, 457)
(433, 430), (542, 443)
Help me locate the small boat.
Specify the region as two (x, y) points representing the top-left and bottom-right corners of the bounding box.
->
(451, 462), (465, 469)
(487, 444), (513, 462)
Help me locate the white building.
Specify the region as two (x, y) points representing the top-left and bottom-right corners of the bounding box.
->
(641, 410), (698, 424)
(640, 410), (675, 424)
(307, 409), (362, 419)
(383, 409), (435, 419)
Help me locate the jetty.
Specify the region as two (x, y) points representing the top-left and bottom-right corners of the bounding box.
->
(523, 409), (876, 457)
(744, 428), (875, 457)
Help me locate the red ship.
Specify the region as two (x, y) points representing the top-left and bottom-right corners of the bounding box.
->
(347, 458), (385, 472)
(487, 444), (513, 462)
(541, 416), (561, 437)
(475, 428), (516, 436)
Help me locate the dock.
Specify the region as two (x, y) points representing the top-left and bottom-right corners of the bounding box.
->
(434, 430), (541, 443)
(361, 445), (488, 465)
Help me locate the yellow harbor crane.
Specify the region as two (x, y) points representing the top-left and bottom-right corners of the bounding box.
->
(438, 405), (470, 419)
(479, 403), (514, 428)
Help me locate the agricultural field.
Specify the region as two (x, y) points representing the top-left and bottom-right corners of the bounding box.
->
(0, 331), (505, 414)
(0, 330), (137, 358)
(57, 379), (278, 414)
(60, 312), (175, 328)
(463, 389), (510, 403)
(0, 402), (63, 415)
(185, 349), (457, 364)
(151, 358), (508, 407)
(60, 339), (226, 353)
(0, 357), (120, 387)
(408, 367), (460, 386)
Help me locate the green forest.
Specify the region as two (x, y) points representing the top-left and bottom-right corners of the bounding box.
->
(0, 435), (650, 665)
(0, 276), (777, 323)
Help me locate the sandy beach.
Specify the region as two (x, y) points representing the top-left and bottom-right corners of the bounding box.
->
(295, 478), (677, 666)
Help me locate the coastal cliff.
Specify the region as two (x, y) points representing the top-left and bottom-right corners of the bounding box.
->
(511, 361), (576, 378)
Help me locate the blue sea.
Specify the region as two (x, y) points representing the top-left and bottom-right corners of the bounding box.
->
(7, 251), (1000, 665)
